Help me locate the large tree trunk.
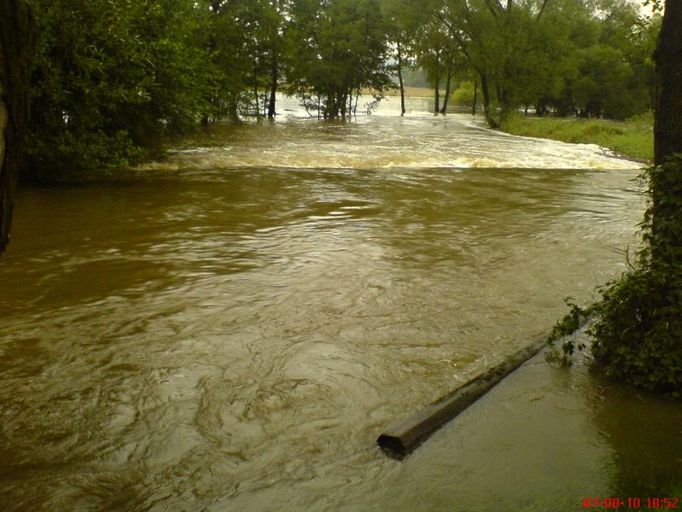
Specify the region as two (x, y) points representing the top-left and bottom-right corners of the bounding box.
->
(0, 0), (35, 255)
(650, 0), (682, 265)
(653, 0), (682, 166)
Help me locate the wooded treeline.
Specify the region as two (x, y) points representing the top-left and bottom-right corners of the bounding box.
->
(23, 0), (659, 176)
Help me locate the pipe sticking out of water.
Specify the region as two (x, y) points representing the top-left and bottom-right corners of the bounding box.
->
(377, 322), (587, 460)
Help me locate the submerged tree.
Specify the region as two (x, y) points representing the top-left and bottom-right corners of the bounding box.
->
(380, 0), (426, 116)
(286, 0), (393, 119)
(216, 0), (289, 119)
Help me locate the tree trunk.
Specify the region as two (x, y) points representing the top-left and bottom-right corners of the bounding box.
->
(478, 70), (497, 128)
(340, 91), (347, 119)
(253, 83), (260, 118)
(433, 51), (441, 114)
(397, 42), (406, 116)
(495, 83), (505, 113)
(267, 55), (278, 119)
(650, 0), (682, 264)
(653, 0), (682, 166)
(472, 80), (478, 116)
(0, 0), (35, 255)
(439, 65), (453, 115)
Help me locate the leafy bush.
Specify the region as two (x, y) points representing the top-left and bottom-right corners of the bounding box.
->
(451, 81), (475, 107)
(28, 130), (144, 178)
(25, 0), (220, 179)
(547, 158), (682, 395)
(590, 266), (682, 394)
(589, 157), (682, 396)
(545, 298), (587, 367)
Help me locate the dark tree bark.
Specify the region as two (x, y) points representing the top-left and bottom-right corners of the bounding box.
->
(0, 0), (35, 255)
(268, 0), (282, 120)
(433, 50), (441, 114)
(396, 41), (406, 116)
(471, 80), (478, 116)
(267, 55), (278, 119)
(439, 65), (453, 115)
(653, 0), (682, 166)
(650, 0), (682, 264)
(478, 70), (497, 128)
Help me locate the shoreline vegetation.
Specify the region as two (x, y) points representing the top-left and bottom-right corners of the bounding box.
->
(21, 0), (659, 180)
(378, 85), (654, 164)
(498, 111), (654, 163)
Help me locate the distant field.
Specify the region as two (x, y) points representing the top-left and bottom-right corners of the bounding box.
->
(361, 86), (439, 98)
(499, 113), (654, 163)
(387, 86), (436, 98)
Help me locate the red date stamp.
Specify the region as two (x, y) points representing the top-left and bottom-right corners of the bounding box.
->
(583, 497), (680, 509)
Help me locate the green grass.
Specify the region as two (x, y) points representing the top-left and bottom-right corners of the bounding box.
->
(499, 112), (654, 162)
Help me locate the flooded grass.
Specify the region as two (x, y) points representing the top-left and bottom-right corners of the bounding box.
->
(500, 112), (654, 162)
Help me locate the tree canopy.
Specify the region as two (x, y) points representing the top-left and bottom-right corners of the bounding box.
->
(13, 0), (660, 177)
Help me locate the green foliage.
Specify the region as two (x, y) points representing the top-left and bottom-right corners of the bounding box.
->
(26, 0), (219, 178)
(211, 0), (290, 118)
(286, 0), (392, 118)
(545, 299), (588, 367)
(590, 157), (682, 396)
(545, 158), (682, 392)
(570, 45), (634, 118)
(451, 81), (475, 106)
(380, 0), (426, 86)
(429, 0), (658, 125)
(21, 0), (663, 174)
(30, 130), (144, 176)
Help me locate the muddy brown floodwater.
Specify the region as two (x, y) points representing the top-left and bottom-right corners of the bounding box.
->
(1, 96), (681, 511)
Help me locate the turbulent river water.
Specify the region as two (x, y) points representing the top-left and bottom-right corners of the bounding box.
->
(3, 95), (678, 511)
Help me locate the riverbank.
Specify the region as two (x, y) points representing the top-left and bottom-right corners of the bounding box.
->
(499, 113), (654, 163)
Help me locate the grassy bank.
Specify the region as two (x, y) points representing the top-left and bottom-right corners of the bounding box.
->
(386, 86), (437, 98)
(361, 86), (437, 98)
(499, 112), (654, 162)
